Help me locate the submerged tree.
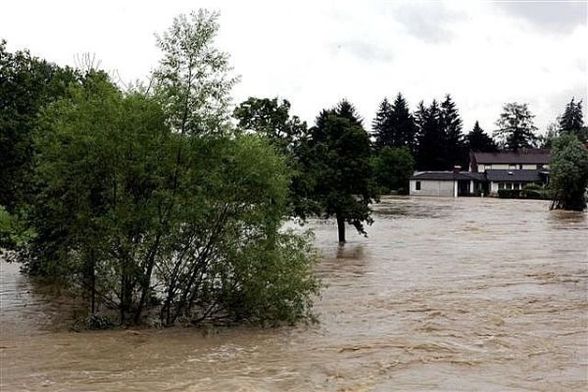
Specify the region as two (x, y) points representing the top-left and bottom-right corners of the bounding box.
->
(549, 133), (588, 211)
(305, 100), (377, 243)
(466, 121), (497, 152)
(233, 97), (314, 219)
(494, 102), (538, 151)
(23, 11), (319, 327)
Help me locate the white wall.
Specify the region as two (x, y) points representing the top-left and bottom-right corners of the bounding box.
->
(490, 181), (500, 195)
(410, 180), (456, 197)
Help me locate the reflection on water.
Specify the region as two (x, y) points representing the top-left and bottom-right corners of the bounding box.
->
(1, 197), (587, 391)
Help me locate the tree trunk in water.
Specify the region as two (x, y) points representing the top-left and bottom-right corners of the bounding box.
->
(336, 215), (346, 243)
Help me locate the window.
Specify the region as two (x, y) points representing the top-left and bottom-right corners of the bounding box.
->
(537, 164), (544, 169)
(498, 183), (505, 190)
(514, 183), (520, 190)
(509, 164), (517, 169)
(415, 181), (421, 190)
(506, 183), (512, 190)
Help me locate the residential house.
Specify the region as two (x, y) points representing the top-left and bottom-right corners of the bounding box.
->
(410, 149), (551, 197)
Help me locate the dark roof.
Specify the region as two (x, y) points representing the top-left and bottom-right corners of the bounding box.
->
(411, 171), (485, 181)
(485, 169), (544, 182)
(472, 150), (550, 164)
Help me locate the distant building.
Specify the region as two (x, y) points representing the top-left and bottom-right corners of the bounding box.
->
(410, 149), (550, 197)
(469, 150), (550, 172)
(410, 170), (485, 197)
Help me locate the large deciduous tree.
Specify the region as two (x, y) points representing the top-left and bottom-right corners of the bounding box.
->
(305, 100), (377, 243)
(549, 133), (588, 211)
(23, 10), (319, 327)
(494, 102), (538, 151)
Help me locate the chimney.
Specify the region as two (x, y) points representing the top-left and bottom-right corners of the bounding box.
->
(453, 165), (461, 174)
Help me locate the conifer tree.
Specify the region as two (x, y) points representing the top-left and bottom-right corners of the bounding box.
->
(415, 100), (446, 170)
(440, 94), (466, 168)
(466, 121), (498, 152)
(494, 102), (538, 151)
(372, 98), (394, 148)
(559, 98), (587, 142)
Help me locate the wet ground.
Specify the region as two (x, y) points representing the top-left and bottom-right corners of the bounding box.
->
(1, 197), (587, 391)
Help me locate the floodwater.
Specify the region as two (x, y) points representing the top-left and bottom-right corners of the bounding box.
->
(1, 197), (587, 391)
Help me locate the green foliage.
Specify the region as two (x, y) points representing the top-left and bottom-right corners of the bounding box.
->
(0, 40), (80, 210)
(372, 147), (415, 194)
(153, 10), (238, 136)
(558, 98), (587, 143)
(549, 133), (588, 211)
(304, 100), (378, 242)
(497, 187), (550, 200)
(467, 121), (498, 152)
(494, 102), (539, 151)
(233, 97), (314, 219)
(19, 11), (319, 327)
(372, 93), (418, 153)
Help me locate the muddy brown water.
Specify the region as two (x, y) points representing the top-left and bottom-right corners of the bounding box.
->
(1, 197), (587, 391)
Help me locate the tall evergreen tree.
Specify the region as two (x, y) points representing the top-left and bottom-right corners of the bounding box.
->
(372, 98), (394, 148)
(559, 98), (586, 142)
(440, 94), (466, 168)
(372, 94), (418, 153)
(494, 102), (538, 151)
(466, 121), (497, 152)
(415, 100), (446, 170)
(303, 100), (377, 243)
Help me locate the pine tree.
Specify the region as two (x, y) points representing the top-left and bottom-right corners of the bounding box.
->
(372, 94), (418, 153)
(559, 98), (586, 142)
(494, 102), (538, 151)
(415, 100), (446, 170)
(391, 93), (418, 154)
(440, 94), (466, 168)
(466, 121), (497, 152)
(372, 98), (394, 149)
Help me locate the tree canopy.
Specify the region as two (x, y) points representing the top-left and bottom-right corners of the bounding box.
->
(549, 133), (588, 211)
(558, 98), (587, 142)
(372, 93), (418, 153)
(467, 121), (498, 152)
(304, 100), (377, 243)
(494, 102), (538, 151)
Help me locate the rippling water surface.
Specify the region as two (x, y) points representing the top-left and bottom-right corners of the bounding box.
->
(1, 197), (587, 391)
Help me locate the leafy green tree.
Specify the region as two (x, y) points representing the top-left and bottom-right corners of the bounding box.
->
(233, 97), (307, 154)
(373, 93), (417, 153)
(304, 100), (377, 243)
(0, 40), (79, 211)
(494, 102), (539, 151)
(466, 121), (497, 152)
(23, 10), (319, 327)
(153, 10), (238, 136)
(558, 98), (587, 142)
(549, 133), (588, 211)
(372, 147), (415, 194)
(233, 97), (313, 219)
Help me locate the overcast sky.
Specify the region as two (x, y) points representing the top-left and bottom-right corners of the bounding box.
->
(2, 0), (587, 134)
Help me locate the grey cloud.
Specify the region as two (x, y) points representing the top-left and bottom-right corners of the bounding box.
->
(392, 2), (464, 43)
(327, 41), (394, 62)
(496, 2), (587, 33)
